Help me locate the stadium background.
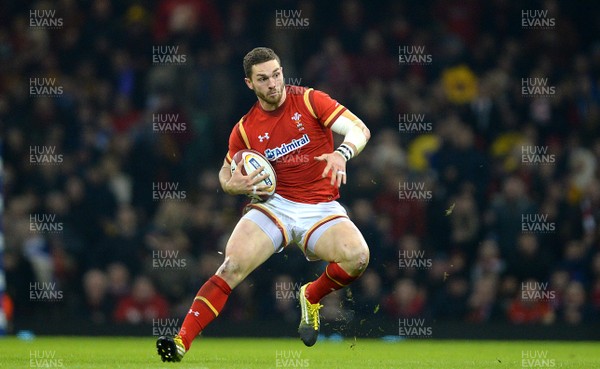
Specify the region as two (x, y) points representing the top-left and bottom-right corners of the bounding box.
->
(1, 0), (600, 340)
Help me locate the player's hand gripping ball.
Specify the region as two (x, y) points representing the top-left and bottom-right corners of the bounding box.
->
(230, 149), (277, 202)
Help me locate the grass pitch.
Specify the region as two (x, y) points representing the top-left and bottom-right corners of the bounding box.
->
(0, 336), (599, 369)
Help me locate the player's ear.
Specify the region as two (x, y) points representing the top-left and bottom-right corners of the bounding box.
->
(244, 77), (254, 90)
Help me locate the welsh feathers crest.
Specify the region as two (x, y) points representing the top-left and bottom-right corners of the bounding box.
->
(291, 112), (304, 131)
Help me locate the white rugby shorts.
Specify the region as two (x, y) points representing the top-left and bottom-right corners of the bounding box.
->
(243, 194), (350, 260)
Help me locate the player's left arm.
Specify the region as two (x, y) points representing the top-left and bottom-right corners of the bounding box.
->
(315, 109), (370, 187)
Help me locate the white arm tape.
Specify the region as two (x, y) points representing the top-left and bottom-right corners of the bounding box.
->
(330, 115), (368, 154)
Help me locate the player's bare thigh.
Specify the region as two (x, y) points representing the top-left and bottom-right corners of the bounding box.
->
(215, 218), (275, 289)
(312, 221), (370, 276)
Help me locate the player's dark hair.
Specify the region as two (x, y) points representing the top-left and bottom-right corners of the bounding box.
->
(243, 47), (281, 78)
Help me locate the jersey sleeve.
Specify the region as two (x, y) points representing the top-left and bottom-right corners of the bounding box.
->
(305, 89), (348, 128)
(226, 119), (250, 163)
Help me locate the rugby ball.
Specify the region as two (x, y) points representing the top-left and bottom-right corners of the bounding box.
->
(230, 149), (277, 201)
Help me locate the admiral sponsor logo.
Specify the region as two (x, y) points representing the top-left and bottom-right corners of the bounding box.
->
(265, 134), (310, 161)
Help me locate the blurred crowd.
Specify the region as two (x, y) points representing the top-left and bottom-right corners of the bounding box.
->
(2, 0), (600, 332)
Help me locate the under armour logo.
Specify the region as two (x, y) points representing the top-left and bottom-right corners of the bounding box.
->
(189, 309), (200, 317)
(258, 132), (270, 142)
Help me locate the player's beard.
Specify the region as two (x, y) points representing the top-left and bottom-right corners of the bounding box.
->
(257, 84), (284, 106)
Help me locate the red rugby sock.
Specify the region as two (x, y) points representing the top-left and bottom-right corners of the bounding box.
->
(305, 263), (358, 304)
(178, 275), (231, 350)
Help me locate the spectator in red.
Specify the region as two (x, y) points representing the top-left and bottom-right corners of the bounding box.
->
(507, 279), (555, 325)
(114, 275), (169, 323)
(591, 278), (600, 316)
(383, 278), (426, 318)
(466, 275), (501, 323)
(374, 174), (427, 242)
(153, 0), (222, 43)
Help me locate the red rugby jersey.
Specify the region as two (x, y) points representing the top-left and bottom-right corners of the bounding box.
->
(226, 86), (347, 204)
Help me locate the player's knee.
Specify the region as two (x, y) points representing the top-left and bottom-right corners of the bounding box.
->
(216, 257), (245, 287)
(355, 244), (370, 272)
(345, 243), (369, 274)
